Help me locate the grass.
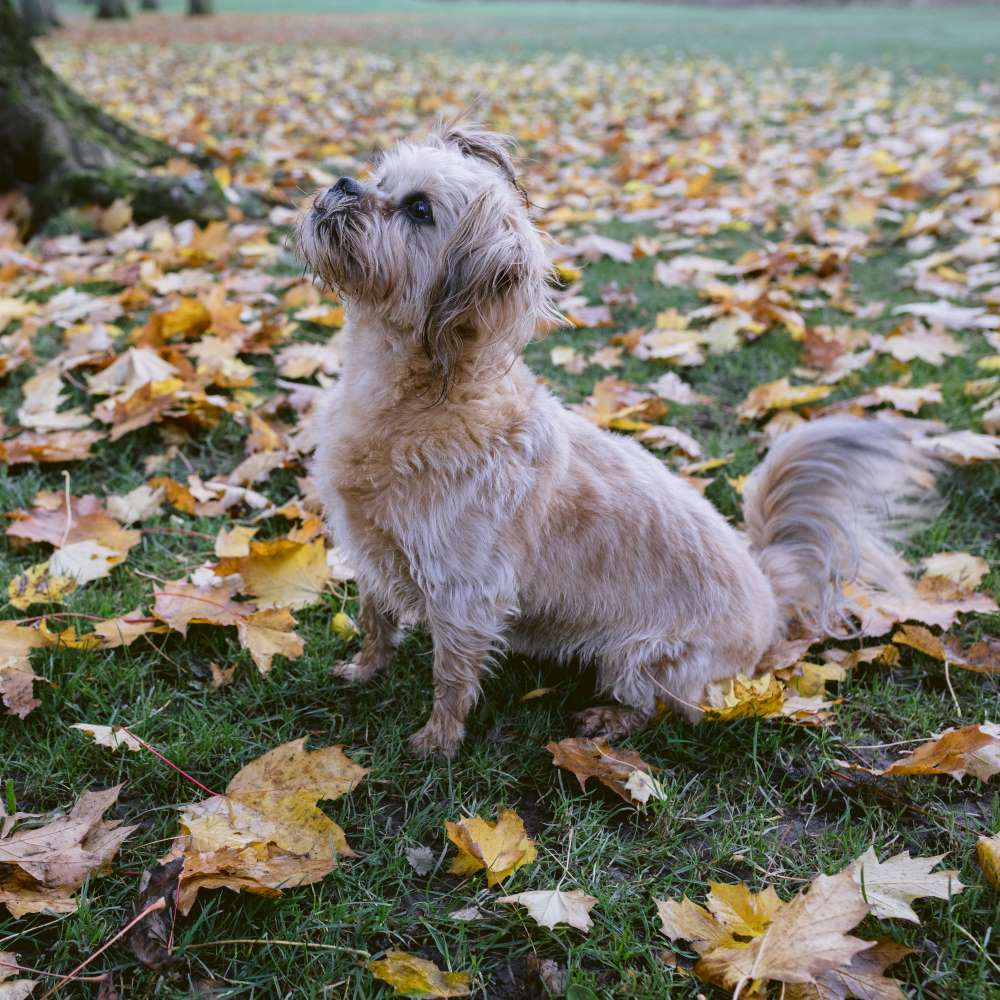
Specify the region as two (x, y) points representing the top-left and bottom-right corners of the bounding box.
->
(1, 218), (998, 997)
(56, 0), (1000, 80)
(3, 10), (1000, 999)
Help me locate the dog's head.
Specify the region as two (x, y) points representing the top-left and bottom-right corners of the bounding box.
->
(296, 123), (559, 388)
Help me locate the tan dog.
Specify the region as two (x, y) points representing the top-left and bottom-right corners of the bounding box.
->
(297, 124), (935, 757)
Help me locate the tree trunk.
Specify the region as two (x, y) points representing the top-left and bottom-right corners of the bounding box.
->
(20, 0), (60, 37)
(187, 0), (212, 15)
(95, 0), (129, 19)
(0, 0), (226, 229)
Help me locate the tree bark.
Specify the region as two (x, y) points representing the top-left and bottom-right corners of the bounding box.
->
(187, 0), (213, 15)
(20, 0), (60, 36)
(95, 0), (129, 19)
(0, 0), (226, 229)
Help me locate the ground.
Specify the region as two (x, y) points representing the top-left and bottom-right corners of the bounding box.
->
(1, 3), (999, 999)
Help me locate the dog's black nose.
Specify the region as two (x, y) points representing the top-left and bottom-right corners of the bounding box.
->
(333, 176), (364, 198)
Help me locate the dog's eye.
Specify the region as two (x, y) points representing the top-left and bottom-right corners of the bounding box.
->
(404, 196), (434, 225)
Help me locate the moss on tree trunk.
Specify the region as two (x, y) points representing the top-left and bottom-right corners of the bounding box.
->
(0, 0), (226, 229)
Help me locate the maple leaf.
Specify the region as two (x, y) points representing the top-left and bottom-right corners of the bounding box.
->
(880, 722), (1000, 781)
(235, 607), (305, 675)
(153, 576), (249, 636)
(446, 808), (537, 886)
(0, 430), (104, 465)
(922, 430), (1000, 464)
(0, 786), (137, 917)
(162, 738), (367, 914)
(216, 537), (329, 609)
(7, 493), (140, 557)
(546, 737), (658, 804)
(498, 889), (598, 931)
(688, 873), (872, 992)
(919, 551), (989, 593)
(737, 378), (833, 420)
(366, 950), (472, 998)
(849, 848), (964, 923)
(6, 563), (77, 611)
(70, 723), (143, 753)
(783, 940), (911, 1000)
(701, 672), (786, 721)
(892, 624), (1000, 675)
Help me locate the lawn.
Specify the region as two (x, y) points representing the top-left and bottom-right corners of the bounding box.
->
(1, 5), (999, 999)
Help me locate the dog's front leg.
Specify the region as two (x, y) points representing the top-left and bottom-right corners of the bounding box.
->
(333, 592), (402, 683)
(408, 603), (501, 758)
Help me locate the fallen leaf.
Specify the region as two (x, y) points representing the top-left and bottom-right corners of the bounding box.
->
(70, 723), (143, 753)
(366, 950), (471, 998)
(162, 738), (367, 914)
(546, 737), (658, 804)
(922, 430), (1000, 464)
(880, 722), (1000, 781)
(0, 952), (37, 1000)
(737, 378), (832, 420)
(216, 537), (329, 609)
(405, 846), (435, 876)
(235, 607), (305, 674)
(892, 624), (1000, 674)
(153, 576), (249, 636)
(0, 786), (136, 916)
(849, 847), (964, 923)
(701, 673), (785, 721)
(498, 889), (598, 931)
(919, 551), (989, 593)
(976, 834), (1000, 891)
(446, 808), (537, 886)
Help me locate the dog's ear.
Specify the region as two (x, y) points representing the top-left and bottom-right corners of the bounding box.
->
(439, 123), (519, 190)
(422, 188), (547, 391)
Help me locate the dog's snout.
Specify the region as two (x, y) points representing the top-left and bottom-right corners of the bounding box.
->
(333, 176), (364, 198)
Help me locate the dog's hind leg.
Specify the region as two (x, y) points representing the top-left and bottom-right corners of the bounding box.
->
(333, 592), (402, 683)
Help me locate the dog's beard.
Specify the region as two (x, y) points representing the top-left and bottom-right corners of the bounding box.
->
(296, 198), (377, 299)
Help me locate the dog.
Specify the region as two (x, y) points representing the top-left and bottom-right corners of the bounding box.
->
(296, 123), (937, 757)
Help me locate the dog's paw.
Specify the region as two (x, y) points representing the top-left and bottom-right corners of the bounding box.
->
(574, 705), (647, 742)
(408, 719), (464, 759)
(331, 653), (380, 684)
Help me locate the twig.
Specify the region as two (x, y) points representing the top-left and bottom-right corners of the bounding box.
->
(39, 897), (166, 999)
(118, 727), (221, 798)
(58, 471), (72, 547)
(0, 958), (107, 984)
(944, 660), (962, 719)
(182, 938), (370, 957)
(827, 768), (976, 836)
(955, 924), (1000, 977)
(140, 527), (213, 540)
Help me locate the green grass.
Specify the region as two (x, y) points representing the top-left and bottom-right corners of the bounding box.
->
(5, 11), (1000, 998)
(57, 0), (1000, 80)
(1, 217), (998, 997)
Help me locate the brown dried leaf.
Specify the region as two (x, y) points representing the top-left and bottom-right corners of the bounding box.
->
(546, 737), (657, 804)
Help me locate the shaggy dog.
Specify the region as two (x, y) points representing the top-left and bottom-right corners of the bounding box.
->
(296, 124), (935, 757)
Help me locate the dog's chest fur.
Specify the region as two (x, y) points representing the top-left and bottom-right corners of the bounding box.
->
(312, 332), (547, 620)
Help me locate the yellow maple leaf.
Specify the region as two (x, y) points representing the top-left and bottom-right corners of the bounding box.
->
(216, 537), (329, 610)
(163, 739), (368, 914)
(367, 950), (472, 997)
(446, 808), (537, 886)
(701, 673), (785, 721)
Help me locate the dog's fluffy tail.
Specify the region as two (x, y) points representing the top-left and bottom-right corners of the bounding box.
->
(742, 416), (939, 637)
